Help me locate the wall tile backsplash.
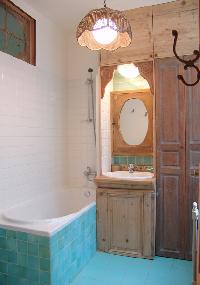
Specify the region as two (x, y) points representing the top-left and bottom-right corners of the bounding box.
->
(112, 155), (153, 166)
(0, 205), (96, 285)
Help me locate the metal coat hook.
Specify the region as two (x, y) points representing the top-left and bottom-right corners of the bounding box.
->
(172, 30), (200, 86)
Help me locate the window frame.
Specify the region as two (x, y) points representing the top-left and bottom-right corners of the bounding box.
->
(0, 0), (36, 65)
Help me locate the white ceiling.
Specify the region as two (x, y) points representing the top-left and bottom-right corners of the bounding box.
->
(26, 0), (175, 31)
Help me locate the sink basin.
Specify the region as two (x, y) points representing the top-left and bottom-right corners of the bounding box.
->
(103, 171), (154, 180)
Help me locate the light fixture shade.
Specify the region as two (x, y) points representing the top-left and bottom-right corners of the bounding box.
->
(76, 7), (132, 51)
(117, 64), (140, 79)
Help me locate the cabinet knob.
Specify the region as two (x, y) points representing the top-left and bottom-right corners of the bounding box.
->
(102, 238), (106, 242)
(126, 239), (129, 243)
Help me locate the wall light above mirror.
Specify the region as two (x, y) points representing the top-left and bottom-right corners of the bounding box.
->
(100, 61), (154, 98)
(113, 68), (150, 91)
(117, 64), (140, 79)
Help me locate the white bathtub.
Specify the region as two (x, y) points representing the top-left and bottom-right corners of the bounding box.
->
(0, 188), (95, 236)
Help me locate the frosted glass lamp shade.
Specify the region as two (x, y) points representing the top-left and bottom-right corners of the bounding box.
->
(92, 19), (118, 45)
(117, 64), (140, 79)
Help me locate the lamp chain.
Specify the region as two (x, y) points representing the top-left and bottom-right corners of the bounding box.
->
(104, 0), (107, 8)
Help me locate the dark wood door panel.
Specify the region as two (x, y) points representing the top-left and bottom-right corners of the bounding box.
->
(155, 57), (186, 259)
(156, 58), (185, 145)
(190, 151), (200, 167)
(156, 57), (200, 259)
(161, 151), (180, 167)
(186, 176), (199, 259)
(186, 61), (200, 144)
(156, 174), (185, 258)
(185, 68), (200, 260)
(159, 149), (184, 174)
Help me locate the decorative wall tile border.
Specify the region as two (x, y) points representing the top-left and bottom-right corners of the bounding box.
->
(112, 155), (153, 166)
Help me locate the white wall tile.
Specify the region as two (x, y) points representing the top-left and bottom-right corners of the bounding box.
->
(101, 81), (113, 173)
(0, 2), (68, 210)
(0, 4), (100, 210)
(64, 32), (98, 191)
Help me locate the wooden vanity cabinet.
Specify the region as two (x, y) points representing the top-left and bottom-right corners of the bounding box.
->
(97, 187), (155, 259)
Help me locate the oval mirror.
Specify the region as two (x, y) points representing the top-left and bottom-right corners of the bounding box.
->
(119, 98), (149, 145)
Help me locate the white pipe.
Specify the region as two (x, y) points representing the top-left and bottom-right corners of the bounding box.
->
(192, 202), (199, 285)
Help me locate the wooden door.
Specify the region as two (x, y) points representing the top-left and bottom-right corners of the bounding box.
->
(108, 192), (143, 256)
(185, 66), (200, 260)
(155, 57), (186, 259)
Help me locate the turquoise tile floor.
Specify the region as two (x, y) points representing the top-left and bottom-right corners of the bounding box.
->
(70, 252), (192, 285)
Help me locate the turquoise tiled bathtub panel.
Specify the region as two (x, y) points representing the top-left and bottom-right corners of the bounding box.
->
(0, 205), (96, 285)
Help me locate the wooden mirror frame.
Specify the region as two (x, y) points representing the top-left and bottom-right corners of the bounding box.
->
(111, 90), (153, 156)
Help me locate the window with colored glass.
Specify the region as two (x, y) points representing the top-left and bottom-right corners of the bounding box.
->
(0, 0), (36, 65)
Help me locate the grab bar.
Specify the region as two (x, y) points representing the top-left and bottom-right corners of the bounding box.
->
(192, 202), (199, 285)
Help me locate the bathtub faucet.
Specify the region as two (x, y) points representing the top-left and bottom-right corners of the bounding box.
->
(83, 166), (97, 181)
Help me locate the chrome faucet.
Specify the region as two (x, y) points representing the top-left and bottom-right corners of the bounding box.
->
(83, 166), (97, 181)
(128, 164), (136, 173)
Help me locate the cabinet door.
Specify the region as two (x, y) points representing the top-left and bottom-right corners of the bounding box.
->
(185, 65), (200, 260)
(155, 57), (186, 259)
(96, 189), (108, 251)
(108, 192), (143, 256)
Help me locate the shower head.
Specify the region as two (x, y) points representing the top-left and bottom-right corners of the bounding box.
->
(87, 68), (94, 84)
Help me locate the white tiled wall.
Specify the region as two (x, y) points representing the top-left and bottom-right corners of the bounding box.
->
(101, 80), (113, 174)
(0, 1), (69, 210)
(0, 1), (100, 210)
(65, 32), (99, 189)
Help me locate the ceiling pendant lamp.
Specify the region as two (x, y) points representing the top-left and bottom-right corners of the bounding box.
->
(76, 0), (132, 51)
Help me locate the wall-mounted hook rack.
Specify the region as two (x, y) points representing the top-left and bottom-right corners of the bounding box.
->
(172, 30), (200, 86)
